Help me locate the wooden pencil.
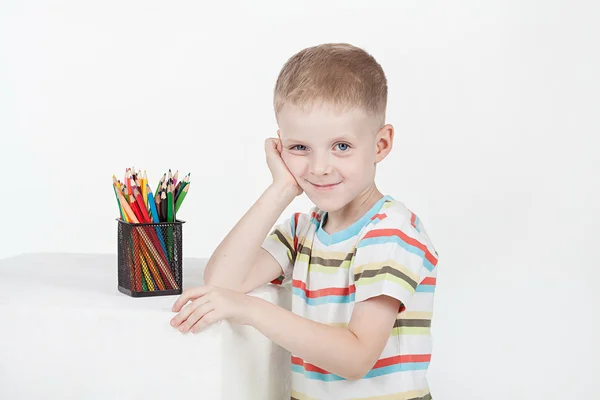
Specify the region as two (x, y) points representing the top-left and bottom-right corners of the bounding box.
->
(133, 188), (151, 223)
(142, 170), (148, 210)
(116, 190), (139, 223)
(155, 173), (165, 199)
(112, 176), (126, 221)
(175, 183), (189, 214)
(161, 191), (167, 223)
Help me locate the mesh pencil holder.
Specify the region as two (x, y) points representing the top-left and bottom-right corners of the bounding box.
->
(117, 219), (185, 297)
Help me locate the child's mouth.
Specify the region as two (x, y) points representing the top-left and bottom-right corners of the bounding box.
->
(310, 182), (341, 190)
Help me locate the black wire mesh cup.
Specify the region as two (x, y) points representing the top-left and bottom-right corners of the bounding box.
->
(117, 219), (185, 297)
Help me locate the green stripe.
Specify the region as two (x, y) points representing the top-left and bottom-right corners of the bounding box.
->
(354, 272), (415, 293)
(392, 326), (431, 336)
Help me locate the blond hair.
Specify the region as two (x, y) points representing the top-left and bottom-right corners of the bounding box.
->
(274, 43), (388, 127)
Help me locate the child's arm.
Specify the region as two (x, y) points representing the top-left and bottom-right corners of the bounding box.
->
(203, 137), (302, 293)
(249, 293), (401, 380)
(203, 183), (295, 292)
(171, 285), (400, 380)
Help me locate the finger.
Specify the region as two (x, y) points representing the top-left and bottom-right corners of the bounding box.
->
(172, 286), (211, 312)
(276, 139), (282, 153)
(179, 302), (215, 333)
(190, 309), (220, 334)
(264, 138), (278, 153)
(171, 295), (211, 327)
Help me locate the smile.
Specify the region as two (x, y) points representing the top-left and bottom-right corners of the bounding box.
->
(309, 182), (341, 190)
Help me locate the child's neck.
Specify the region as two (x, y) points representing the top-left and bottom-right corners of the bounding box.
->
(322, 185), (383, 234)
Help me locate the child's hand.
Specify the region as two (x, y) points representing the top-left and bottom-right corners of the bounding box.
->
(170, 285), (257, 333)
(265, 137), (303, 197)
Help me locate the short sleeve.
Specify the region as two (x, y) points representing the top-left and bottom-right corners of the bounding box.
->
(261, 212), (301, 285)
(352, 219), (439, 307)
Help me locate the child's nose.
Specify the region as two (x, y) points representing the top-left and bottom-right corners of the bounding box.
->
(310, 155), (333, 176)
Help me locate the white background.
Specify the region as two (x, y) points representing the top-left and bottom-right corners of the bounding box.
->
(1, 0), (598, 398)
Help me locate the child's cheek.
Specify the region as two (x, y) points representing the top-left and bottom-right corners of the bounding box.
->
(284, 155), (306, 178)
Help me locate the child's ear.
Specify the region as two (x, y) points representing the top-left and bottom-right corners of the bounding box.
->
(375, 124), (394, 164)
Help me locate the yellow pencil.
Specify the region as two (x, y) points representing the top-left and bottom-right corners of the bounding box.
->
(142, 170), (148, 210)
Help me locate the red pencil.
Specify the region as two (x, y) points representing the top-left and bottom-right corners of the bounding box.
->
(134, 188), (151, 223)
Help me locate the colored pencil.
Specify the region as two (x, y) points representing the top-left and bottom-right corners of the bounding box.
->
(161, 191), (167, 223)
(112, 176), (126, 222)
(142, 170), (148, 210)
(167, 185), (174, 223)
(147, 185), (168, 257)
(155, 173), (165, 199)
(134, 188), (151, 223)
(175, 183), (189, 214)
(113, 167), (190, 292)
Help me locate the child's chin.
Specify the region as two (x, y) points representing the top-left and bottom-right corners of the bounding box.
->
(307, 195), (346, 213)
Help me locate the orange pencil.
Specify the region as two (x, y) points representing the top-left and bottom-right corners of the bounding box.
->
(116, 189), (139, 223)
(126, 170), (133, 198)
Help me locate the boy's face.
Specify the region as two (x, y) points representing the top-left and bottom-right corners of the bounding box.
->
(278, 102), (393, 213)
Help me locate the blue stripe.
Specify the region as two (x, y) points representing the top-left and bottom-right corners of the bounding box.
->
(357, 236), (435, 272)
(292, 362), (431, 382)
(310, 217), (320, 228)
(292, 365), (346, 381)
(290, 216), (296, 242)
(363, 362), (430, 378)
(292, 287), (355, 305)
(416, 285), (435, 293)
(316, 195), (393, 245)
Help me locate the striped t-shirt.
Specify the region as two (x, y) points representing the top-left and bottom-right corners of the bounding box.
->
(261, 195), (439, 400)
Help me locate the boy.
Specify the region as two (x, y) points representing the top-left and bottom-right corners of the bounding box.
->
(170, 43), (439, 399)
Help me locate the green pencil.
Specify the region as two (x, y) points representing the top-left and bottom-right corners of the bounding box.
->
(166, 184), (174, 263)
(175, 183), (189, 214)
(167, 189), (174, 222)
(154, 173), (165, 199)
(112, 176), (126, 221)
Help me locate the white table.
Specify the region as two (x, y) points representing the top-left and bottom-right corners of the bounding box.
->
(0, 253), (291, 400)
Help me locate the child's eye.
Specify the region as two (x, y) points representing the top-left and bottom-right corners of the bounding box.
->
(291, 145), (307, 151)
(335, 143), (350, 151)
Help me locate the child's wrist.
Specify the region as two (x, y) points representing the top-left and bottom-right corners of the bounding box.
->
(267, 183), (297, 204)
(245, 296), (267, 327)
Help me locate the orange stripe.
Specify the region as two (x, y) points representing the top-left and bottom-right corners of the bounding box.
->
(421, 277), (436, 285)
(372, 354), (431, 369)
(291, 356), (330, 374)
(371, 213), (387, 220)
(364, 228), (438, 267)
(292, 279), (355, 298)
(292, 353), (432, 375)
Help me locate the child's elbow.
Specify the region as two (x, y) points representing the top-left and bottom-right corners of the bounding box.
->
(344, 361), (373, 381)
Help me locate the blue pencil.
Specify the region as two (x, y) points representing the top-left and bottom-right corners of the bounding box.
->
(147, 186), (169, 263)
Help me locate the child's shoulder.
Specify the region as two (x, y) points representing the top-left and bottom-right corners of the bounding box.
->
(360, 197), (439, 257)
